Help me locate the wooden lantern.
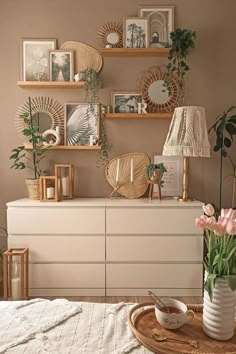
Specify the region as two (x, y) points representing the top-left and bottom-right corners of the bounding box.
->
(39, 176), (59, 202)
(55, 164), (74, 199)
(3, 248), (29, 300)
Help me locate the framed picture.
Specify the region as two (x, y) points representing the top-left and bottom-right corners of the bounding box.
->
(49, 50), (74, 82)
(21, 38), (56, 81)
(153, 155), (183, 197)
(65, 103), (100, 146)
(112, 91), (142, 113)
(138, 6), (174, 47)
(124, 17), (148, 48)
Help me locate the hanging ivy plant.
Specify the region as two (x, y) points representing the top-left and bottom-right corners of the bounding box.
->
(82, 68), (100, 105)
(97, 106), (110, 167)
(165, 29), (196, 100)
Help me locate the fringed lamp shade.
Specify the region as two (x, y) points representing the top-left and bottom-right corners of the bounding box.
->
(162, 106), (211, 201)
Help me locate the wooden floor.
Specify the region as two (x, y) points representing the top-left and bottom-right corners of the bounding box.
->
(32, 296), (203, 304)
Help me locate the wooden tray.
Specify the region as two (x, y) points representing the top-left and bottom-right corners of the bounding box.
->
(128, 302), (236, 354)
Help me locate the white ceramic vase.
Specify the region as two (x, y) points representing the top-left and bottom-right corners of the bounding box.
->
(203, 276), (236, 340)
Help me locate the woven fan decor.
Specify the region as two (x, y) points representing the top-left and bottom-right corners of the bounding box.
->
(60, 41), (103, 73)
(105, 152), (150, 199)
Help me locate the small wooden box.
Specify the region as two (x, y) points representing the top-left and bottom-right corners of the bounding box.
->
(39, 176), (59, 202)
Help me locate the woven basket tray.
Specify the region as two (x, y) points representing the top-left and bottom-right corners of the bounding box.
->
(128, 302), (236, 354)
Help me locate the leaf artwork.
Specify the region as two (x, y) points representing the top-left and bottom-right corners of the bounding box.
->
(66, 104), (98, 146)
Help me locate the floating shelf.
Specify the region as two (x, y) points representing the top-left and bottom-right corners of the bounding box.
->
(105, 113), (173, 119)
(17, 81), (85, 89)
(24, 145), (101, 150)
(100, 48), (169, 57)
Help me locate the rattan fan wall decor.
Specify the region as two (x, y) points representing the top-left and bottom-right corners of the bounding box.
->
(60, 41), (103, 73)
(105, 152), (150, 199)
(15, 96), (64, 143)
(97, 22), (123, 48)
(137, 65), (182, 113)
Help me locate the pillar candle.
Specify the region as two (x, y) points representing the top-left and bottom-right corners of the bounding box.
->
(11, 277), (21, 300)
(62, 176), (69, 197)
(46, 187), (55, 199)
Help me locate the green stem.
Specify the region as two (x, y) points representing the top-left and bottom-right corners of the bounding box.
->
(219, 146), (223, 211)
(28, 97), (37, 179)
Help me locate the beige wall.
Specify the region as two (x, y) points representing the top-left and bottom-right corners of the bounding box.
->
(1, 0), (236, 226)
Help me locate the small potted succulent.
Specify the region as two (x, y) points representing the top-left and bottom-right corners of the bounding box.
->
(9, 97), (46, 199)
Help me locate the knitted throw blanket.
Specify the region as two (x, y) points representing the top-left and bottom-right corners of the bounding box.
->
(0, 299), (151, 354)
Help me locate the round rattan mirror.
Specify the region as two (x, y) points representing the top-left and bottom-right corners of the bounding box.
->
(138, 66), (182, 113)
(15, 97), (64, 143)
(97, 22), (123, 48)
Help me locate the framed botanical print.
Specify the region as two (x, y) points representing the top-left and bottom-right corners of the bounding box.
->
(138, 6), (174, 47)
(21, 38), (56, 81)
(124, 17), (149, 48)
(153, 155), (183, 197)
(49, 50), (74, 82)
(65, 103), (100, 146)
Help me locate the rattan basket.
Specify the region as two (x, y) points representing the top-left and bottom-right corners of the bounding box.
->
(25, 179), (40, 200)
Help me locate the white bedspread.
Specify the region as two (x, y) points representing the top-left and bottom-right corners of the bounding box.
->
(0, 299), (151, 354)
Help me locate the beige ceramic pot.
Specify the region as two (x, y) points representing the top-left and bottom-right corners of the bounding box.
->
(25, 178), (40, 200)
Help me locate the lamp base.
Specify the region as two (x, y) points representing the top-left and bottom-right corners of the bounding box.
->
(177, 197), (194, 202)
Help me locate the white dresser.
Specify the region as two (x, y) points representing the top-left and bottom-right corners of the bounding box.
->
(7, 198), (203, 297)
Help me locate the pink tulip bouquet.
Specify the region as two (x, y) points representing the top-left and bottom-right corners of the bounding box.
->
(195, 204), (236, 299)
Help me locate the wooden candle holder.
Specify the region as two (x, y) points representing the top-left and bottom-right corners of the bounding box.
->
(39, 176), (59, 202)
(55, 164), (74, 200)
(3, 248), (29, 300)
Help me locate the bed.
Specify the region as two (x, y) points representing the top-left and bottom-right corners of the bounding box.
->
(0, 298), (151, 354)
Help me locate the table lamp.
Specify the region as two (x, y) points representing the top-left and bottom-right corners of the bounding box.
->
(162, 106), (211, 201)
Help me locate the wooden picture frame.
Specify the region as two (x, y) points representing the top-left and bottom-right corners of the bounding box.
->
(123, 17), (149, 48)
(49, 50), (74, 82)
(138, 6), (174, 47)
(21, 38), (56, 81)
(112, 91), (142, 113)
(153, 155), (183, 197)
(64, 103), (100, 146)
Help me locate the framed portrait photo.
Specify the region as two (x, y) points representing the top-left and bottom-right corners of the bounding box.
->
(21, 38), (56, 81)
(138, 6), (174, 47)
(49, 50), (74, 82)
(65, 103), (100, 146)
(153, 155), (183, 197)
(112, 91), (142, 113)
(124, 17), (148, 48)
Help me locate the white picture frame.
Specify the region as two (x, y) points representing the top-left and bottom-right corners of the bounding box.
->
(124, 17), (149, 48)
(153, 155), (183, 197)
(138, 6), (174, 47)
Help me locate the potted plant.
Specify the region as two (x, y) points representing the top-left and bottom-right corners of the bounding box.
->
(146, 163), (167, 184)
(195, 203), (236, 340)
(9, 97), (46, 200)
(208, 106), (236, 210)
(82, 68), (100, 105)
(165, 28), (196, 101)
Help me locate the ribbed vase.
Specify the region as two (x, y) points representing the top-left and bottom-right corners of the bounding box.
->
(203, 276), (236, 340)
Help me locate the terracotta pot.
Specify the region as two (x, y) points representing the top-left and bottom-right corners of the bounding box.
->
(25, 179), (40, 200)
(202, 275), (236, 340)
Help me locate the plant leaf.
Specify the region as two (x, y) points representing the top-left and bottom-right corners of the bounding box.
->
(227, 275), (236, 291)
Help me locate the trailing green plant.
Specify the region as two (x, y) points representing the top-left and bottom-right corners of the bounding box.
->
(146, 163), (167, 187)
(208, 106), (236, 210)
(10, 97), (46, 179)
(83, 68), (100, 105)
(165, 29), (196, 100)
(97, 108), (109, 166)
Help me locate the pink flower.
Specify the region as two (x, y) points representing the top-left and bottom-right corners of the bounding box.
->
(221, 208), (236, 221)
(195, 217), (207, 229)
(226, 221), (236, 235)
(214, 219), (227, 236)
(202, 203), (215, 217)
(206, 216), (217, 231)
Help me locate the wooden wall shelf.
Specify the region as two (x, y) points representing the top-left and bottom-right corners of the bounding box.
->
(24, 145), (101, 151)
(100, 48), (169, 57)
(17, 81), (85, 88)
(105, 113), (173, 119)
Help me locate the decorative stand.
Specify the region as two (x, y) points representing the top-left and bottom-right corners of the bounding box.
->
(55, 164), (74, 200)
(147, 180), (162, 200)
(39, 176), (59, 202)
(3, 248), (29, 300)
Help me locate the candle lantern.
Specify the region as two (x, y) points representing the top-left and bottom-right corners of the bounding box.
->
(39, 176), (59, 202)
(55, 164), (74, 199)
(3, 248), (29, 300)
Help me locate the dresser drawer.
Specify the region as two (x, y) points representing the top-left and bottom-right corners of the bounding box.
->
(7, 207), (105, 234)
(106, 264), (203, 288)
(30, 264), (105, 288)
(107, 236), (203, 262)
(8, 235), (105, 262)
(106, 208), (201, 234)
